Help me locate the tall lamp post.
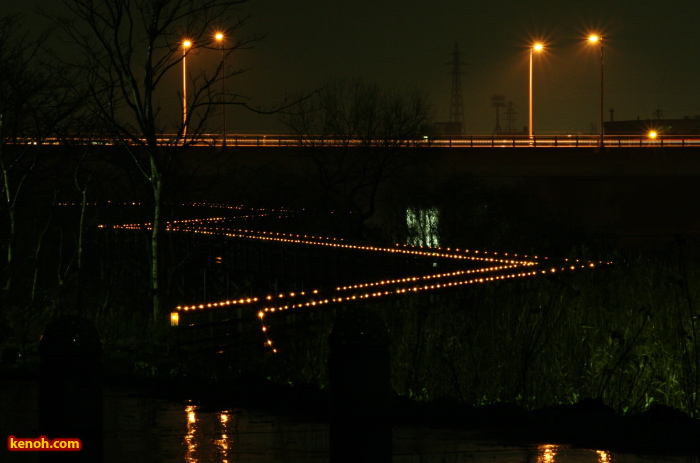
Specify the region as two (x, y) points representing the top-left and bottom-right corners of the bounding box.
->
(182, 40), (192, 138)
(529, 43), (544, 139)
(588, 35), (604, 148)
(215, 32), (227, 147)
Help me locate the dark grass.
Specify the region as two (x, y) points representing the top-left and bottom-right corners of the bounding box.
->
(3, 201), (700, 455)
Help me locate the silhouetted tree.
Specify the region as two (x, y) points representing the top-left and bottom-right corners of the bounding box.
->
(55, 0), (264, 322)
(283, 79), (433, 238)
(0, 15), (82, 312)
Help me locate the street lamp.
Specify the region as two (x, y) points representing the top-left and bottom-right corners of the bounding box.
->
(588, 35), (604, 148)
(215, 32), (227, 147)
(182, 39), (192, 138)
(529, 43), (544, 139)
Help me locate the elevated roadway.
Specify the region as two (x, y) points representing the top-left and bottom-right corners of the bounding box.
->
(10, 134), (700, 246)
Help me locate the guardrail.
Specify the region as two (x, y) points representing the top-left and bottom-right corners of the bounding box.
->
(6, 134), (700, 148)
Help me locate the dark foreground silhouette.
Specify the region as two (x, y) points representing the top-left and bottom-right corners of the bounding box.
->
(120, 371), (700, 457)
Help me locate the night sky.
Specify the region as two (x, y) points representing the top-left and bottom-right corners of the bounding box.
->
(4, 0), (700, 135)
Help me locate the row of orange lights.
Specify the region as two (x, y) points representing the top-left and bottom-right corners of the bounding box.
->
(174, 225), (344, 244)
(72, 201), (610, 354)
(95, 204), (296, 230)
(167, 216), (609, 352)
(253, 262), (604, 352)
(57, 201), (143, 206)
(169, 219), (608, 316)
(197, 228), (539, 265)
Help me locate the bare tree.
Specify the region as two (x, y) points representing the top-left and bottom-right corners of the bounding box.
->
(283, 79), (433, 238)
(55, 0), (265, 322)
(0, 15), (81, 310)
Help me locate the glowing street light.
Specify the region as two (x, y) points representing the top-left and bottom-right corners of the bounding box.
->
(529, 43), (544, 139)
(588, 35), (604, 148)
(215, 32), (227, 147)
(182, 39), (192, 138)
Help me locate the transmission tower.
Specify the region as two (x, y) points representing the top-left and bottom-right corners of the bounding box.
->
(504, 101), (518, 132)
(491, 95), (505, 135)
(653, 106), (664, 119)
(448, 42), (467, 135)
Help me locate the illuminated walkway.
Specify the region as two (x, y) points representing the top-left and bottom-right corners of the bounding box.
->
(94, 202), (611, 352)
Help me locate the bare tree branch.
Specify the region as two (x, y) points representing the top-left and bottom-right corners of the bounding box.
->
(282, 78), (434, 238)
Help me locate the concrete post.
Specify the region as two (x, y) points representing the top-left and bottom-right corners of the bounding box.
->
(39, 316), (103, 463)
(328, 307), (391, 463)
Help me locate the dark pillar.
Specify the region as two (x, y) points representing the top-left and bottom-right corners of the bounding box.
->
(328, 307), (391, 463)
(39, 316), (103, 463)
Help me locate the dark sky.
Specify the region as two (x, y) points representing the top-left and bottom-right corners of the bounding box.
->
(5, 0), (700, 135)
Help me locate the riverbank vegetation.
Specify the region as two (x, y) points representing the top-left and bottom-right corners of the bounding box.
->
(262, 238), (700, 419)
(4, 195), (700, 422)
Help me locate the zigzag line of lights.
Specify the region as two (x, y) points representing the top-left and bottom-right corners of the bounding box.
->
(175, 263), (526, 312)
(80, 202), (611, 354)
(175, 258), (605, 314)
(253, 260), (608, 352)
(334, 263), (528, 291)
(170, 246), (608, 353)
(253, 262), (601, 315)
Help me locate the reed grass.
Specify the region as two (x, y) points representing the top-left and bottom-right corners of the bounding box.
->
(369, 242), (700, 417)
(260, 240), (700, 418)
(3, 202), (700, 419)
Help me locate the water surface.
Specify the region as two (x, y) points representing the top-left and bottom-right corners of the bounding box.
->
(1, 381), (698, 463)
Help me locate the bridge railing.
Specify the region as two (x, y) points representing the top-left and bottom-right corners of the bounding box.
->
(6, 134), (700, 148)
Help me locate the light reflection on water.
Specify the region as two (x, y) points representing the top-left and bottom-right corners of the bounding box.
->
(2, 382), (700, 463)
(105, 392), (330, 462)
